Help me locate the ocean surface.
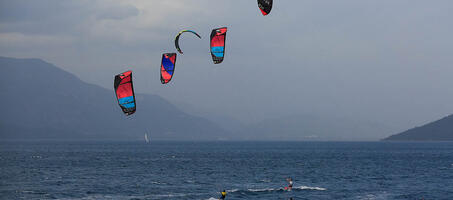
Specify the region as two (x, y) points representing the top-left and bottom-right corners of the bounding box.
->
(0, 141), (452, 200)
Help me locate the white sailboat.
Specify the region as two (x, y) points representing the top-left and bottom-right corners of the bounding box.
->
(144, 133), (150, 143)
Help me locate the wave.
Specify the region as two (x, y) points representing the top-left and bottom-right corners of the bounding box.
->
(54, 186), (326, 200)
(247, 187), (279, 192)
(247, 186), (326, 192)
(226, 189), (239, 192)
(295, 186), (327, 191)
(150, 181), (167, 185)
(223, 185), (327, 194)
(56, 192), (197, 200)
(355, 192), (390, 200)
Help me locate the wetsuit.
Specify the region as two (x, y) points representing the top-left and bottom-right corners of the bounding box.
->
(219, 191), (226, 200)
(288, 180), (293, 190)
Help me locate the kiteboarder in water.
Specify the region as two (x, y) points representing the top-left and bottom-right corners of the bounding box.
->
(286, 177), (293, 191)
(219, 190), (226, 200)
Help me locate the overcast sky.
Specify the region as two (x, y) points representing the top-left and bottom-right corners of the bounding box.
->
(1, 0), (453, 133)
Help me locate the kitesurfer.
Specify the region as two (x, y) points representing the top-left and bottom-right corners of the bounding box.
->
(286, 177), (293, 190)
(219, 190), (226, 200)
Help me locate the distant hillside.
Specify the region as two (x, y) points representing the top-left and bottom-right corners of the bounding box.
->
(0, 56), (228, 140)
(240, 114), (393, 141)
(383, 115), (453, 141)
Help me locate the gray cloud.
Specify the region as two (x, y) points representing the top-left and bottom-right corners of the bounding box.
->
(1, 0), (453, 139)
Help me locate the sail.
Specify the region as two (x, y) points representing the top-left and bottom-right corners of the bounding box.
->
(144, 133), (149, 143)
(210, 27), (227, 64)
(160, 53), (177, 84)
(114, 70), (136, 115)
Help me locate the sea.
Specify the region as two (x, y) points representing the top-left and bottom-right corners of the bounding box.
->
(1, 141), (452, 200)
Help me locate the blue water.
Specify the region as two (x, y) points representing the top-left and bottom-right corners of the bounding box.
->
(1, 141), (452, 200)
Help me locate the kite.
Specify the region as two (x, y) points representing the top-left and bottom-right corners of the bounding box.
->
(174, 30), (201, 54)
(257, 0), (273, 16)
(160, 53), (177, 84)
(210, 27), (227, 64)
(114, 71), (136, 115)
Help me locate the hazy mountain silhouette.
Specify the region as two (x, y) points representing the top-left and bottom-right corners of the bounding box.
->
(240, 114), (394, 141)
(0, 56), (409, 141)
(383, 114), (453, 141)
(0, 56), (228, 140)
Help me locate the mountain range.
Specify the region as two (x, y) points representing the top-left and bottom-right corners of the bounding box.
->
(0, 56), (228, 140)
(3, 56), (449, 141)
(383, 114), (453, 141)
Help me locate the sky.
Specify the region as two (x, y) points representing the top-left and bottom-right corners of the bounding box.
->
(1, 0), (453, 135)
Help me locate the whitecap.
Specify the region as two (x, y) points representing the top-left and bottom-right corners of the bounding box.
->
(248, 188), (277, 192)
(151, 181), (166, 185)
(246, 185), (326, 193)
(295, 186), (327, 191)
(227, 189), (239, 192)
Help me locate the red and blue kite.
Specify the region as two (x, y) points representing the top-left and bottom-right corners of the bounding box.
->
(210, 27), (227, 64)
(114, 70), (136, 116)
(160, 53), (177, 84)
